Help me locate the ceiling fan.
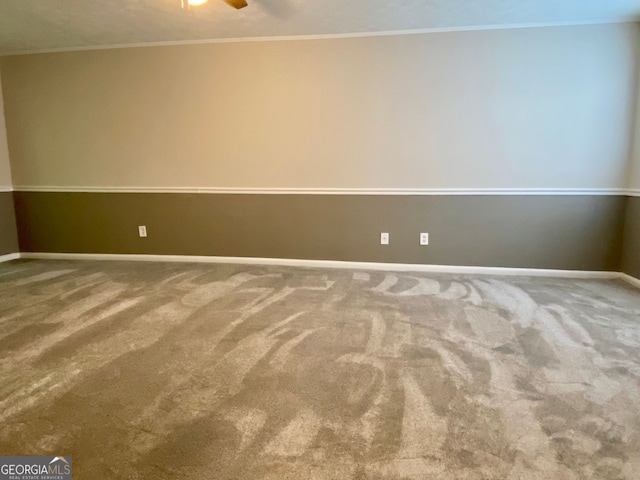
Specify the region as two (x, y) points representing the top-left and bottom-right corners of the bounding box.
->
(181, 0), (247, 9)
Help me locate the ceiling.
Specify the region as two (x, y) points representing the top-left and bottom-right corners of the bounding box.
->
(1, 0), (639, 55)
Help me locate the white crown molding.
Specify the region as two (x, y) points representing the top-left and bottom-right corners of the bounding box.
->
(2, 18), (637, 57)
(17, 252), (624, 281)
(0, 253), (20, 263)
(11, 186), (632, 196)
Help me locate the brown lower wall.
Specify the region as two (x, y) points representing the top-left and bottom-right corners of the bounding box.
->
(0, 191), (18, 255)
(622, 196), (640, 278)
(12, 192), (627, 271)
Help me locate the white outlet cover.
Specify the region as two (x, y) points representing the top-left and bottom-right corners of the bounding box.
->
(380, 232), (389, 245)
(138, 225), (147, 237)
(420, 233), (429, 245)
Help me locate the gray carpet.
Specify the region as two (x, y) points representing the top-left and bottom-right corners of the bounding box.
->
(0, 260), (639, 479)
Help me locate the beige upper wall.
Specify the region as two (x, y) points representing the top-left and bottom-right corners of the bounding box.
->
(630, 138), (640, 191)
(629, 43), (640, 191)
(0, 23), (637, 190)
(631, 155), (640, 189)
(0, 72), (12, 187)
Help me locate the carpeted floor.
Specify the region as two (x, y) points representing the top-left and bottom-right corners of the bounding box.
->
(0, 260), (639, 479)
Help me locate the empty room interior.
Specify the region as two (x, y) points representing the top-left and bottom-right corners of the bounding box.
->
(1, 0), (640, 479)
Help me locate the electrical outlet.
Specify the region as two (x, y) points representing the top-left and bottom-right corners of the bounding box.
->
(420, 233), (429, 245)
(380, 232), (389, 245)
(138, 225), (147, 238)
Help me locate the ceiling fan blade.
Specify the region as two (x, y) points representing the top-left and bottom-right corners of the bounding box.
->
(223, 0), (248, 8)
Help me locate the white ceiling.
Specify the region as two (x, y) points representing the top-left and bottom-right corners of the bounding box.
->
(1, 0), (639, 55)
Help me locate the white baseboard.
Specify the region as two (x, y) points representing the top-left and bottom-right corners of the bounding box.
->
(17, 252), (623, 280)
(619, 273), (640, 290)
(0, 253), (20, 263)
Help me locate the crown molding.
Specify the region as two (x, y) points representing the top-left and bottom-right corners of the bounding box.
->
(1, 18), (637, 57)
(10, 186), (632, 196)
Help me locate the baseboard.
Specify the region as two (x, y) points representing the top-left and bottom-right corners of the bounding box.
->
(619, 273), (640, 290)
(0, 253), (21, 263)
(17, 252), (622, 279)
